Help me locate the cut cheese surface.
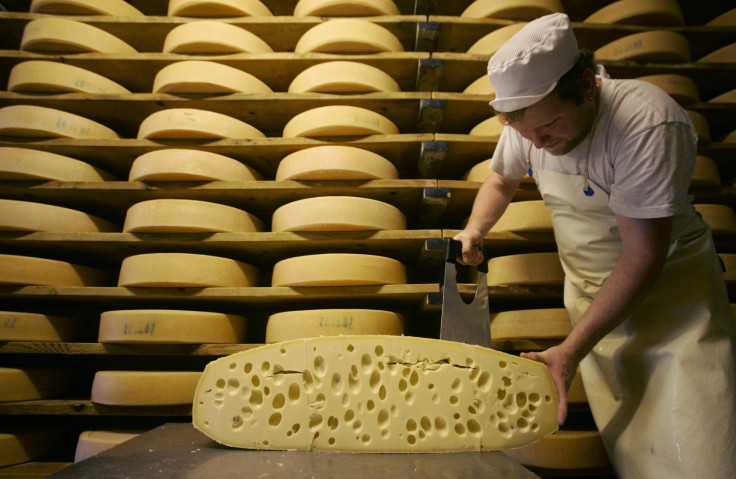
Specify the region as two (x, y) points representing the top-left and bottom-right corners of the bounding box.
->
(503, 430), (610, 469)
(489, 200), (552, 233)
(20, 17), (137, 53)
(293, 0), (400, 16)
(129, 149), (261, 181)
(0, 311), (86, 342)
(636, 74), (699, 104)
(275, 146), (398, 180)
(584, 0), (684, 25)
(707, 8), (736, 26)
(463, 74), (495, 96)
(0, 254), (108, 286)
(91, 371), (202, 405)
(490, 308), (571, 340)
(0, 147), (115, 181)
(168, 0), (273, 17)
(461, 0), (564, 20)
(698, 42), (736, 63)
(691, 155), (721, 187)
(594, 30), (691, 62)
(193, 335), (559, 451)
(153, 61), (272, 94)
(137, 108), (265, 139)
(686, 110), (711, 143)
(8, 61), (131, 94)
(74, 430), (142, 463)
(271, 196), (406, 232)
(709, 88), (736, 103)
(118, 253), (259, 287)
(162, 21), (273, 54)
(265, 309), (404, 343)
(487, 252), (564, 286)
(694, 204), (736, 234)
(0, 200), (118, 233)
(0, 105), (120, 139)
(294, 19), (404, 53)
(30, 0), (144, 16)
(283, 106), (399, 138)
(0, 367), (75, 402)
(123, 199), (264, 233)
(466, 23), (526, 55)
(288, 61), (400, 94)
(469, 116), (505, 138)
(98, 309), (247, 344)
(271, 253), (406, 286)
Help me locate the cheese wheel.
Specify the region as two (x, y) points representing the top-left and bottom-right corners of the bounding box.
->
(294, 19), (404, 53)
(74, 430), (142, 463)
(489, 200), (552, 233)
(723, 129), (736, 143)
(123, 199), (264, 232)
(168, 0), (272, 17)
(283, 105), (399, 138)
(271, 253), (406, 286)
(594, 30), (691, 62)
(0, 367), (75, 402)
(153, 61), (272, 94)
(466, 23), (526, 55)
(463, 74), (495, 96)
(91, 371), (202, 405)
(584, 0), (684, 25)
(0, 254), (108, 286)
(0, 200), (118, 233)
(567, 369), (587, 404)
(30, 0), (144, 16)
(469, 116), (505, 138)
(162, 21), (273, 54)
(694, 204), (736, 234)
(461, 0), (565, 20)
(709, 88), (736, 103)
(294, 0), (399, 16)
(265, 309), (404, 342)
(288, 61), (400, 94)
(118, 253), (259, 287)
(0, 105), (120, 139)
(0, 147), (115, 181)
(20, 17), (137, 54)
(503, 430), (610, 469)
(698, 42), (736, 63)
(0, 311), (86, 342)
(129, 149), (261, 181)
(691, 155), (721, 187)
(686, 110), (711, 143)
(487, 252), (564, 286)
(636, 74), (699, 104)
(707, 8), (736, 26)
(8, 61), (130, 94)
(490, 308), (570, 340)
(0, 428), (64, 468)
(137, 108), (265, 139)
(275, 146), (398, 180)
(463, 159), (493, 182)
(272, 196), (405, 232)
(98, 310), (247, 344)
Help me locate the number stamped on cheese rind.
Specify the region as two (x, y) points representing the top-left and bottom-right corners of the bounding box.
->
(318, 315), (355, 330)
(122, 322), (157, 337)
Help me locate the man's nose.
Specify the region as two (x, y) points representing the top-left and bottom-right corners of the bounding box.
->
(529, 131), (547, 149)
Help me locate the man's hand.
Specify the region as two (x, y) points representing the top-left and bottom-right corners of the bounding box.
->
(452, 230), (485, 266)
(521, 344), (579, 426)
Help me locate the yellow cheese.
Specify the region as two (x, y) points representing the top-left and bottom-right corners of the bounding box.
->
(463, 74), (495, 96)
(153, 61), (272, 94)
(137, 108), (265, 139)
(91, 371), (202, 405)
(30, 0), (144, 16)
(0, 147), (116, 181)
(168, 0), (272, 17)
(294, 19), (404, 53)
(461, 0), (565, 20)
(490, 308), (571, 340)
(694, 204), (736, 234)
(271, 196), (406, 232)
(0, 254), (108, 286)
(489, 200), (552, 233)
(469, 116), (505, 139)
(697, 42), (736, 63)
(98, 309), (247, 344)
(118, 253), (259, 287)
(193, 335), (559, 451)
(584, 0), (684, 25)
(707, 8), (736, 26)
(288, 61), (400, 94)
(567, 369), (588, 404)
(636, 74), (699, 104)
(686, 110), (711, 143)
(503, 430), (610, 469)
(123, 199), (264, 233)
(74, 430), (142, 463)
(709, 88), (736, 103)
(466, 23), (526, 55)
(293, 0), (400, 16)
(129, 149), (261, 181)
(0, 199), (118, 233)
(8, 61), (131, 94)
(594, 30), (691, 62)
(0, 105), (120, 139)
(271, 253), (406, 286)
(0, 428), (64, 468)
(20, 17), (137, 53)
(723, 129), (736, 143)
(0, 311), (85, 342)
(275, 146), (398, 180)
(463, 159), (492, 182)
(487, 252), (564, 286)
(0, 367), (75, 402)
(283, 105), (399, 138)
(162, 20), (273, 54)
(691, 155), (721, 187)
(265, 309), (404, 343)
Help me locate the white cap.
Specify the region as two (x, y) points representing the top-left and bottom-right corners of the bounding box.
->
(488, 13), (578, 113)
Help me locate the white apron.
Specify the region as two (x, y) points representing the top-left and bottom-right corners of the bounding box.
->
(530, 162), (736, 478)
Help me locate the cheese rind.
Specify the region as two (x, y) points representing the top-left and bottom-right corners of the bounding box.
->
(466, 23), (526, 55)
(503, 430), (610, 469)
(0, 105), (120, 139)
(709, 88), (736, 103)
(636, 74), (699, 104)
(0, 428), (64, 468)
(271, 253), (406, 286)
(469, 116), (504, 138)
(91, 371), (202, 405)
(118, 253), (259, 287)
(694, 204), (736, 234)
(490, 308), (571, 340)
(0, 199), (118, 233)
(20, 17), (137, 53)
(594, 30), (691, 62)
(30, 0), (144, 16)
(193, 335), (559, 451)
(0, 254), (108, 286)
(461, 0), (564, 20)
(691, 155), (721, 187)
(288, 61), (400, 94)
(293, 0), (400, 16)
(686, 110), (711, 143)
(162, 20), (273, 54)
(168, 0), (272, 17)
(129, 149), (261, 181)
(283, 106), (399, 138)
(74, 430), (142, 463)
(489, 200), (552, 233)
(487, 252), (564, 286)
(153, 61), (272, 94)
(294, 19), (404, 53)
(0, 147), (115, 181)
(0, 367), (75, 402)
(463, 75), (495, 96)
(698, 42), (736, 64)
(275, 146), (398, 180)
(584, 0), (684, 25)
(707, 8), (736, 26)
(123, 199), (264, 233)
(271, 196), (406, 232)
(0, 311), (85, 342)
(265, 309), (404, 343)
(137, 108), (265, 139)
(8, 61), (131, 94)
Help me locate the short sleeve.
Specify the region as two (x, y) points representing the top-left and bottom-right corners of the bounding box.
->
(490, 125), (529, 180)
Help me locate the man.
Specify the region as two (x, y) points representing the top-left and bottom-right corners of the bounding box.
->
(453, 13), (736, 478)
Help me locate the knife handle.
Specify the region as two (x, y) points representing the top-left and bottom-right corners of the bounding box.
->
(444, 238), (488, 273)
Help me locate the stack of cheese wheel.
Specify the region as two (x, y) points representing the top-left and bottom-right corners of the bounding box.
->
(283, 106), (399, 138)
(129, 149), (262, 182)
(20, 17), (137, 53)
(0, 427), (65, 468)
(74, 430), (143, 463)
(293, 0), (400, 16)
(0, 199), (118, 233)
(0, 254), (109, 286)
(466, 23), (526, 56)
(461, 0), (564, 20)
(595, 30), (691, 63)
(503, 430), (610, 469)
(7, 61), (131, 94)
(275, 146), (399, 181)
(489, 200), (552, 233)
(583, 0), (684, 25)
(0, 105), (120, 139)
(0, 147), (116, 181)
(265, 308), (404, 342)
(0, 367), (76, 401)
(707, 8), (736, 26)
(294, 19), (404, 53)
(90, 371), (202, 405)
(698, 42), (736, 63)
(694, 204), (736, 235)
(686, 110), (711, 144)
(118, 253), (259, 287)
(636, 74), (699, 104)
(691, 156), (721, 187)
(152, 61), (272, 94)
(709, 88), (736, 103)
(271, 253), (406, 286)
(30, 0), (144, 16)
(487, 252), (564, 287)
(271, 196), (406, 232)
(137, 108), (265, 139)
(123, 199), (264, 233)
(162, 21), (273, 54)
(168, 0), (273, 16)
(490, 308), (571, 340)
(288, 61), (400, 94)
(469, 116), (505, 139)
(0, 312), (86, 342)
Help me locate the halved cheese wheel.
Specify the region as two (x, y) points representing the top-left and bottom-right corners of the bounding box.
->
(691, 155), (721, 187)
(694, 204), (736, 234)
(709, 88), (736, 103)
(707, 8), (736, 26)
(30, 0), (144, 16)
(271, 196), (406, 232)
(74, 430), (142, 463)
(0, 311), (86, 342)
(8, 61), (131, 94)
(123, 199), (264, 232)
(265, 309), (404, 342)
(137, 108), (265, 139)
(275, 145), (398, 180)
(0, 147), (115, 181)
(294, 19), (404, 53)
(0, 200), (118, 233)
(584, 0), (683, 26)
(461, 0), (564, 20)
(129, 149), (261, 181)
(463, 74), (495, 96)
(0, 254), (108, 286)
(463, 159), (492, 182)
(288, 61), (400, 94)
(153, 61), (272, 94)
(162, 21), (273, 54)
(469, 116), (505, 138)
(636, 74), (699, 104)
(271, 253), (406, 286)
(487, 252), (564, 286)
(698, 42), (736, 63)
(466, 23), (526, 55)
(594, 30), (691, 62)
(98, 309), (247, 343)
(283, 105), (399, 138)
(0, 105), (120, 139)
(0, 428), (64, 468)
(91, 371), (202, 405)
(20, 17), (137, 53)
(686, 110), (711, 144)
(490, 308), (570, 340)
(168, 0), (272, 16)
(503, 430), (610, 469)
(489, 200), (552, 233)
(118, 253), (259, 287)
(294, 0), (399, 16)
(0, 367), (75, 402)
